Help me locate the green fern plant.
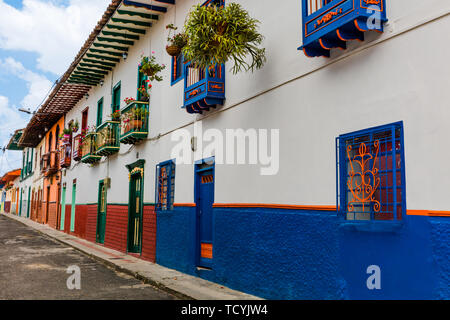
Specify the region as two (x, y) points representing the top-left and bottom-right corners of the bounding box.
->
(182, 3), (266, 74)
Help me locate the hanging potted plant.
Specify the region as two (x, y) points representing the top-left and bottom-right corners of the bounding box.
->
(138, 52), (166, 81)
(166, 24), (188, 57)
(111, 110), (121, 122)
(182, 3), (266, 74)
(137, 81), (152, 102)
(72, 120), (79, 133)
(62, 128), (71, 143)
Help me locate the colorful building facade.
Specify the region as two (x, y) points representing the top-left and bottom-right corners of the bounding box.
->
(5, 0), (449, 299)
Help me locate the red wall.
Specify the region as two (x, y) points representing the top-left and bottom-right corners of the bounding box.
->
(47, 202), (58, 229)
(104, 205), (128, 253)
(4, 201), (10, 213)
(55, 203), (156, 263)
(73, 205), (87, 238)
(64, 204), (71, 233)
(86, 204), (97, 243)
(141, 205), (156, 262)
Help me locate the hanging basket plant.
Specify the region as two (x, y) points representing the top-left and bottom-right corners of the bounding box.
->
(138, 53), (166, 81)
(166, 24), (188, 57)
(137, 81), (152, 102)
(182, 3), (266, 74)
(71, 120), (79, 133)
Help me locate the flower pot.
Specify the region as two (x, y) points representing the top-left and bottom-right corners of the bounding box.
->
(166, 45), (181, 57)
(139, 95), (150, 102)
(140, 65), (156, 77)
(130, 120), (143, 130)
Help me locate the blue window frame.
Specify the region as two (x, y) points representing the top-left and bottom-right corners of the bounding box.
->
(336, 122), (406, 221)
(155, 160), (176, 211)
(171, 53), (184, 85)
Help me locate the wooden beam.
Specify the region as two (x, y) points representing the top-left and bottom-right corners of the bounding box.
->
(73, 71), (105, 79)
(92, 42), (128, 51)
(83, 58), (116, 67)
(86, 53), (121, 62)
(105, 24), (146, 35)
(68, 79), (98, 86)
(117, 9), (159, 20)
(79, 62), (113, 71)
(77, 67), (109, 75)
(111, 17), (152, 27)
(97, 36), (134, 46)
(102, 30), (140, 40)
(89, 48), (124, 57)
(70, 75), (102, 82)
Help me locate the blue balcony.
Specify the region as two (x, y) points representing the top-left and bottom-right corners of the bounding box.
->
(182, 62), (225, 114)
(299, 0), (387, 58)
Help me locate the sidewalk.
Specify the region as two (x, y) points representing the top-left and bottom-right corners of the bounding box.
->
(2, 213), (261, 300)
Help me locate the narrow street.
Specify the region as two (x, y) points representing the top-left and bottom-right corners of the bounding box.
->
(0, 215), (176, 300)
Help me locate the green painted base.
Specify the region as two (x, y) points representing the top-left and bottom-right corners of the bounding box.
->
(81, 154), (102, 164)
(120, 131), (148, 145)
(96, 146), (120, 157)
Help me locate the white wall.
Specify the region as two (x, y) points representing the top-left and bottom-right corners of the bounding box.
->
(61, 0), (450, 211)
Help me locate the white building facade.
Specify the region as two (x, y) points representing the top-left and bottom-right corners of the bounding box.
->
(14, 0), (450, 299)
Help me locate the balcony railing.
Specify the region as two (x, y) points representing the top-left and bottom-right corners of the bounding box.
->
(59, 142), (72, 168)
(41, 151), (59, 176)
(81, 133), (101, 164)
(96, 121), (120, 156)
(299, 0), (387, 57)
(119, 101), (149, 145)
(73, 134), (83, 161)
(307, 0), (331, 16)
(183, 62), (225, 114)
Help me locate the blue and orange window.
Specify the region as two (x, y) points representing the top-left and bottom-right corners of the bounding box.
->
(155, 160), (176, 211)
(336, 122), (406, 221)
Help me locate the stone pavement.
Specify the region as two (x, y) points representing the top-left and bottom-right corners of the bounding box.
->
(2, 213), (261, 300)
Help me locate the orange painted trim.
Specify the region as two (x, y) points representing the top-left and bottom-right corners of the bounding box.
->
(213, 203), (337, 211)
(407, 210), (450, 217)
(303, 47), (314, 58)
(336, 29), (348, 41)
(173, 203), (196, 207)
(354, 19), (366, 32)
(319, 38), (331, 50)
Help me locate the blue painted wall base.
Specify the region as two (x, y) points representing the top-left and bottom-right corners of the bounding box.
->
(156, 206), (450, 299)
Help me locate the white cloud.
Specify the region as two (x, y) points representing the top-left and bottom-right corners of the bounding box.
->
(0, 57), (53, 109)
(0, 57), (53, 175)
(0, 0), (111, 75)
(0, 95), (28, 175)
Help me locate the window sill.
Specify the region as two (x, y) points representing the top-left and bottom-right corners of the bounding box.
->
(339, 220), (404, 233)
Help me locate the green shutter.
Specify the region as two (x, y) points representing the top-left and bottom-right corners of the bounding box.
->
(137, 70), (146, 101)
(97, 98), (104, 127)
(60, 186), (66, 230)
(70, 183), (76, 232)
(112, 82), (121, 112)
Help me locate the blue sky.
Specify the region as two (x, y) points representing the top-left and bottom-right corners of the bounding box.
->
(0, 0), (110, 176)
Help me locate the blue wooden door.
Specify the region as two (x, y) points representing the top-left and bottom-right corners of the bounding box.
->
(196, 163), (215, 268)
